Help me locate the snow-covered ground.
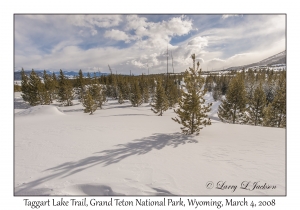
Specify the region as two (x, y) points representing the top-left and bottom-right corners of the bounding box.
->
(14, 92), (285, 196)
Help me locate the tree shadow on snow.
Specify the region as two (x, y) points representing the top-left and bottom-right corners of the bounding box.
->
(65, 184), (125, 196)
(99, 113), (153, 117)
(15, 133), (197, 195)
(62, 108), (84, 113)
(104, 104), (133, 109)
(151, 187), (175, 196)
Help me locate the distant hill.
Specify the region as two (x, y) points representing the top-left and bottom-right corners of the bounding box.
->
(221, 50), (286, 71)
(14, 70), (109, 81)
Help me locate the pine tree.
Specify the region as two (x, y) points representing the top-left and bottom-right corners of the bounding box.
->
(245, 83), (266, 126)
(165, 78), (179, 108)
(172, 54), (212, 135)
(130, 80), (143, 107)
(52, 72), (58, 100)
(89, 74), (105, 109)
(149, 77), (156, 103)
(118, 91), (124, 104)
(204, 75), (214, 92)
(111, 74), (118, 99)
(82, 90), (97, 114)
(117, 76), (126, 103)
(20, 68), (30, 103)
(151, 78), (169, 116)
(75, 69), (86, 101)
(57, 69), (74, 106)
(218, 73), (247, 124)
(263, 73), (286, 128)
(86, 72), (91, 86)
(122, 78), (130, 100)
(140, 75), (150, 103)
(39, 85), (51, 105)
(263, 73), (276, 105)
(27, 69), (50, 106)
(245, 69), (256, 101)
(27, 69), (41, 106)
(219, 75), (230, 95)
(212, 85), (222, 101)
(43, 70), (56, 103)
(101, 85), (107, 104)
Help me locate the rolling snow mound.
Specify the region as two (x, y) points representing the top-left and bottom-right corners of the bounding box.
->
(15, 105), (65, 117)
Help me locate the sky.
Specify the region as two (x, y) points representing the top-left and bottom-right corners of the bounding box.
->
(14, 14), (286, 75)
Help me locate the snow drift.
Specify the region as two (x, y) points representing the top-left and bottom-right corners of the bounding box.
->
(14, 93), (285, 196)
(15, 105), (65, 117)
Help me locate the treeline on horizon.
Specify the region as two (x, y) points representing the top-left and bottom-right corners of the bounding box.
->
(15, 65), (286, 129)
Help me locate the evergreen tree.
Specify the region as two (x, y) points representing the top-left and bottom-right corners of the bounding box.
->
(86, 72), (92, 86)
(204, 75), (214, 92)
(20, 68), (30, 103)
(219, 75), (231, 95)
(212, 86), (222, 101)
(105, 74), (118, 99)
(130, 80), (143, 107)
(43, 70), (56, 103)
(57, 69), (74, 106)
(101, 85), (107, 104)
(39, 85), (51, 105)
(122, 79), (130, 100)
(263, 73), (286, 128)
(218, 73), (247, 124)
(75, 69), (86, 101)
(212, 75), (222, 101)
(89, 74), (105, 109)
(27, 70), (41, 106)
(263, 73), (276, 105)
(245, 69), (256, 101)
(117, 76), (126, 103)
(111, 74), (118, 99)
(52, 72), (58, 100)
(165, 78), (179, 108)
(172, 54), (212, 135)
(151, 78), (169, 116)
(149, 77), (156, 103)
(245, 83), (266, 126)
(27, 69), (50, 106)
(140, 76), (150, 103)
(82, 90), (97, 114)
(118, 91), (124, 104)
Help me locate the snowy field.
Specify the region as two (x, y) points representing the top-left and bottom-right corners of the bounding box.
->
(14, 92), (285, 196)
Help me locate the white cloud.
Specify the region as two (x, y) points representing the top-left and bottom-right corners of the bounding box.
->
(221, 15), (240, 19)
(125, 15), (148, 30)
(14, 15), (286, 74)
(131, 60), (146, 68)
(68, 15), (123, 28)
(204, 41), (285, 71)
(104, 29), (131, 43)
(90, 29), (98, 36)
(187, 36), (208, 48)
(51, 39), (81, 53)
(124, 15), (194, 50)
